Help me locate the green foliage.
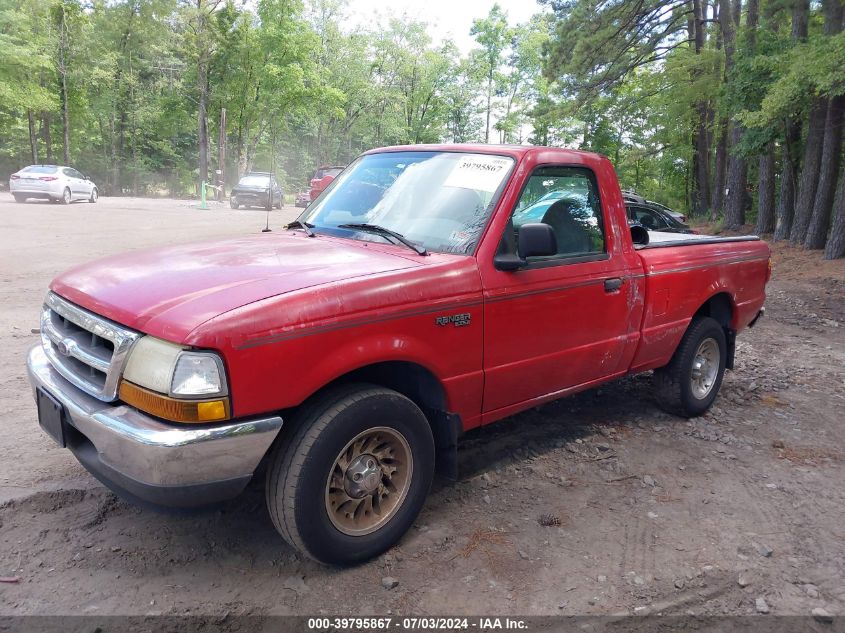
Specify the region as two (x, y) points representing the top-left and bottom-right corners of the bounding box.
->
(2, 0), (534, 195)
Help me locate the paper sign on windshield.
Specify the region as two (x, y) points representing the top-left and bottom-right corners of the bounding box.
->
(443, 155), (512, 193)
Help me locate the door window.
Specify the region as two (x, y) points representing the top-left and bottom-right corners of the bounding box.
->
(631, 206), (670, 230)
(509, 166), (605, 259)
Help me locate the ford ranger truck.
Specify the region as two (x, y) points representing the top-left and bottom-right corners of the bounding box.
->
(27, 145), (769, 565)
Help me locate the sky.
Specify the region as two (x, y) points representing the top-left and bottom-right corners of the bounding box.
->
(343, 0), (544, 54)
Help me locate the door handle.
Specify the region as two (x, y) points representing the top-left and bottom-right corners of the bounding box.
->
(604, 277), (623, 292)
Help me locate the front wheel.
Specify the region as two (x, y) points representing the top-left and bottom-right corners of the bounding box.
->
(266, 384), (435, 565)
(13, 194), (25, 203)
(229, 196), (239, 209)
(89, 187), (98, 203)
(654, 316), (727, 417)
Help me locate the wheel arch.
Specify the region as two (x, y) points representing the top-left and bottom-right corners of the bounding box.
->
(275, 360), (462, 480)
(692, 292), (736, 369)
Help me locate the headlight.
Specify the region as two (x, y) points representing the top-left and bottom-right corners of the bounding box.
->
(121, 336), (230, 423)
(171, 352), (226, 396)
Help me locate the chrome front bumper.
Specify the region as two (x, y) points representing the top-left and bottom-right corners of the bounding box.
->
(26, 345), (284, 507)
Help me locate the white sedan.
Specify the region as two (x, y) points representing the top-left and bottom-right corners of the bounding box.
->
(10, 165), (98, 204)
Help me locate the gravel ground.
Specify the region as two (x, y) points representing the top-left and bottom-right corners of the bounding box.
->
(0, 193), (843, 619)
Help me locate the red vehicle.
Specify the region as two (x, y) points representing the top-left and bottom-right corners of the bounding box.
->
(27, 145), (769, 565)
(309, 164), (345, 201)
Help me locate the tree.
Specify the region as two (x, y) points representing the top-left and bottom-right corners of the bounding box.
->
(470, 4), (510, 144)
(789, 0), (843, 244)
(773, 0), (809, 241)
(804, 93), (844, 248)
(825, 168), (845, 259)
(0, 0), (54, 163)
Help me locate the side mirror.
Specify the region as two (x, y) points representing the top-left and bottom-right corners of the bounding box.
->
(493, 253), (525, 271)
(518, 223), (558, 258)
(630, 223), (650, 246)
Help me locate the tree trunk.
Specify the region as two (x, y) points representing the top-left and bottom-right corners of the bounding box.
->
(484, 72), (492, 144)
(58, 6), (70, 165)
(791, 0), (809, 39)
(690, 0), (711, 217)
(791, 0), (844, 243)
(755, 145), (775, 234)
(710, 123), (727, 219)
(723, 0), (750, 230)
(804, 95), (845, 249)
(198, 60), (209, 188)
(774, 122), (799, 240)
(27, 110), (39, 164)
(217, 107), (227, 199)
(824, 167), (845, 259)
(773, 0), (810, 240)
(196, 0), (209, 190)
(724, 123), (747, 229)
(41, 112), (53, 162)
(790, 99), (828, 243)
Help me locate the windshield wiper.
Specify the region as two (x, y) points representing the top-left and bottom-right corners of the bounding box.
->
(338, 223), (428, 256)
(284, 220), (315, 237)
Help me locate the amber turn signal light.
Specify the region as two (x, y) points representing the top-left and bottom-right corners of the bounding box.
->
(119, 381), (231, 423)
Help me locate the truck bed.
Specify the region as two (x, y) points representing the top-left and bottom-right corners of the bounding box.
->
(636, 231), (762, 250)
(628, 234), (770, 374)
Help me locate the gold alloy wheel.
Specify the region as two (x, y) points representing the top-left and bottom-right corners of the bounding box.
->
(325, 426), (413, 536)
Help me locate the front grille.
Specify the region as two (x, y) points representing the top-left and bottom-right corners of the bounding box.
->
(41, 292), (141, 401)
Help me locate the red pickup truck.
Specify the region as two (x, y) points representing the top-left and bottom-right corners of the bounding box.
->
(27, 145), (769, 565)
(309, 165), (345, 201)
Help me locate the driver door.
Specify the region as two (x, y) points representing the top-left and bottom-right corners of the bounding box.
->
(480, 165), (632, 417)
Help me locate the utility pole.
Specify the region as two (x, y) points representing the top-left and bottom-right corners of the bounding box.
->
(217, 107), (226, 201)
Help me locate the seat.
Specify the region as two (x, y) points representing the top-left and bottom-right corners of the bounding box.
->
(540, 199), (592, 254)
(640, 214), (656, 229)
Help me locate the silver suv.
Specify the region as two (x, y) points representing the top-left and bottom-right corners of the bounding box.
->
(10, 165), (98, 204)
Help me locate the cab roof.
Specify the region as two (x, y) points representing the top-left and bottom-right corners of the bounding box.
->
(363, 143), (607, 164)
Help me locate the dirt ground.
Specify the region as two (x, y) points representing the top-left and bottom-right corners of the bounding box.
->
(1, 193), (843, 619)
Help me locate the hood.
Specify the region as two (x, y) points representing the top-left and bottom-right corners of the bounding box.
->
(50, 233), (421, 342)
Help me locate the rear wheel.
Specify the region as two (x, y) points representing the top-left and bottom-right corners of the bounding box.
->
(61, 187), (71, 205)
(13, 194), (25, 203)
(266, 383), (435, 565)
(89, 187), (98, 203)
(229, 196), (239, 209)
(654, 316), (727, 417)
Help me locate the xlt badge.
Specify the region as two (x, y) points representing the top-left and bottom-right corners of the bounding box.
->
(435, 313), (471, 328)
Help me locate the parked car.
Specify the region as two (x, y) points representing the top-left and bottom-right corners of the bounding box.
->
(627, 202), (696, 234)
(647, 200), (687, 223)
(10, 165), (98, 204)
(309, 165), (345, 201)
(295, 191), (310, 208)
(622, 190), (687, 223)
(28, 144), (769, 566)
(230, 172), (283, 209)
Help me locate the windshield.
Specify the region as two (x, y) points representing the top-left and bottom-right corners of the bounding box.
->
(239, 175), (270, 187)
(300, 151), (514, 254)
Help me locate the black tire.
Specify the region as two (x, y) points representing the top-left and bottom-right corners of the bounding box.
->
(266, 383), (435, 565)
(89, 187), (98, 203)
(61, 187), (71, 205)
(654, 316), (727, 417)
(13, 194), (25, 203)
(229, 196), (239, 209)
